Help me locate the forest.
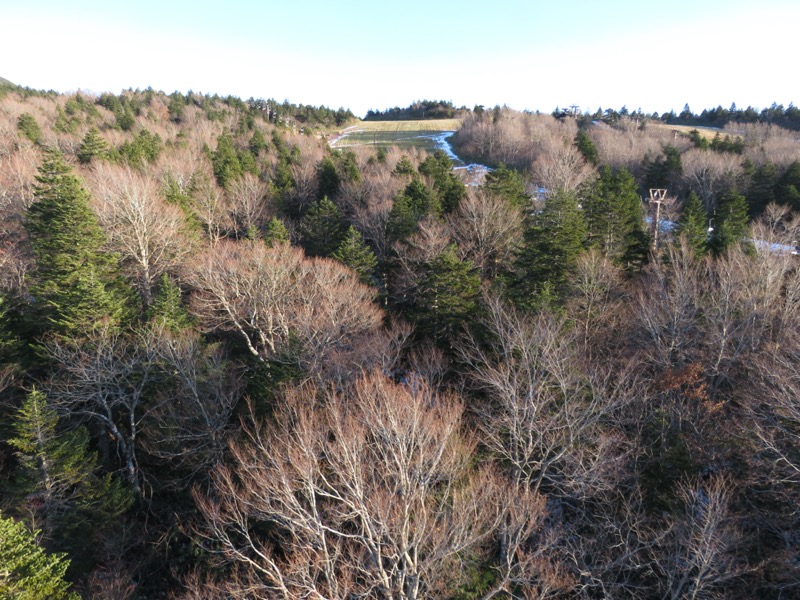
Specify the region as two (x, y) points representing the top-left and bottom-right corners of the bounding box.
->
(2, 83), (800, 599)
(364, 100), (471, 122)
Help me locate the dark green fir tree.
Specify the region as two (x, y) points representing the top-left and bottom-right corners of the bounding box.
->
(711, 189), (749, 255)
(419, 150), (465, 213)
(745, 162), (777, 216)
(405, 244), (481, 348)
(584, 165), (649, 269)
(482, 163), (530, 208)
(393, 155), (415, 176)
(676, 192), (710, 257)
(0, 511), (79, 600)
(146, 273), (194, 331)
(332, 226), (378, 285)
(776, 160), (800, 211)
(24, 148), (131, 336)
(386, 178), (440, 242)
(8, 389), (132, 572)
(76, 127), (110, 165)
(264, 217), (290, 247)
(211, 133), (243, 188)
(515, 190), (586, 307)
(17, 113), (42, 144)
(317, 156), (341, 200)
(575, 129), (599, 166)
(298, 196), (346, 257)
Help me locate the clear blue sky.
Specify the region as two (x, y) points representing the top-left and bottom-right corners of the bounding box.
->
(3, 0), (798, 117)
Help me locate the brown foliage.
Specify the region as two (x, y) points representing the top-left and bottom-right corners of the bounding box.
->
(88, 163), (194, 304)
(446, 187), (524, 278)
(193, 372), (538, 599)
(681, 149), (742, 212)
(458, 294), (636, 499)
(187, 241), (385, 379)
(531, 136), (596, 195)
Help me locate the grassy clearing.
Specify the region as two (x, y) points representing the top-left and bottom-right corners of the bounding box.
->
(355, 119), (462, 132)
(648, 122), (727, 140)
(333, 130), (453, 154)
(331, 120), (462, 154)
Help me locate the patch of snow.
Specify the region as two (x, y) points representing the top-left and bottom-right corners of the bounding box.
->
(750, 239), (800, 256)
(329, 125), (363, 147)
(645, 216), (678, 233)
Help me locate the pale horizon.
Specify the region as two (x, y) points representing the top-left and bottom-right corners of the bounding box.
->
(3, 0), (798, 118)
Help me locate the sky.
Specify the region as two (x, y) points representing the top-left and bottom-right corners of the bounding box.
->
(2, 0), (798, 118)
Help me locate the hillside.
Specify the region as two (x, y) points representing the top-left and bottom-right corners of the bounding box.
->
(1, 86), (800, 598)
(0, 75), (15, 86)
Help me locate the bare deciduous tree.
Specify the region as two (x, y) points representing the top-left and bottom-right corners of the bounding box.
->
(458, 295), (633, 500)
(338, 168), (402, 260)
(532, 139), (596, 196)
(88, 163), (193, 304)
(44, 323), (158, 497)
(138, 322), (241, 486)
(226, 172), (271, 239)
(189, 174), (232, 246)
(654, 476), (744, 600)
(681, 149), (742, 212)
(568, 248), (624, 351)
(187, 241), (384, 379)
(194, 372), (511, 599)
(446, 187), (524, 278)
(636, 239), (704, 368)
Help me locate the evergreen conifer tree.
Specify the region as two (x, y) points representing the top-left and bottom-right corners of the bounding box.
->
(9, 390), (95, 519)
(584, 165), (649, 268)
(16, 113), (42, 144)
(393, 155), (415, 176)
(53, 107), (78, 135)
(264, 217), (290, 247)
(0, 511), (79, 600)
(482, 163), (530, 208)
(76, 127), (110, 165)
(298, 196), (346, 257)
(24, 148), (131, 336)
(776, 160), (800, 211)
(406, 244), (481, 347)
(211, 134), (243, 188)
(0, 293), (19, 362)
(146, 273), (194, 331)
(317, 156), (341, 199)
(676, 192), (710, 257)
(644, 145), (682, 190)
(711, 189), (749, 255)
(386, 178), (440, 242)
(8, 389), (132, 572)
(332, 226), (378, 285)
(516, 190), (586, 306)
(248, 128), (268, 156)
(745, 162), (777, 216)
(575, 129), (599, 166)
(419, 150), (465, 213)
(167, 92), (185, 123)
(118, 129), (162, 168)
(339, 150), (361, 183)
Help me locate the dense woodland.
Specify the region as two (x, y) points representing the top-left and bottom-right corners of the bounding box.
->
(2, 83), (800, 599)
(364, 100), (471, 122)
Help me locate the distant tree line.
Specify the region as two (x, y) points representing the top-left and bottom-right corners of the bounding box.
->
(364, 99), (471, 121)
(560, 102), (800, 131)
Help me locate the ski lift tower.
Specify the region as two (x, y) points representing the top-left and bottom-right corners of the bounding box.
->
(649, 189), (668, 251)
